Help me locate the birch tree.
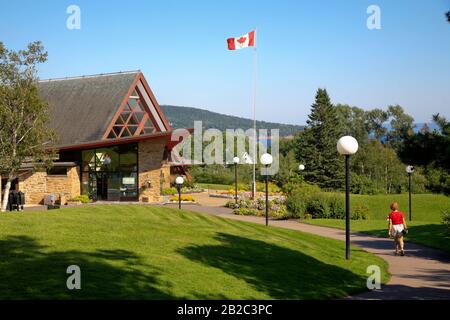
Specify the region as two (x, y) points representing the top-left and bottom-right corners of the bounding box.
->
(0, 41), (56, 211)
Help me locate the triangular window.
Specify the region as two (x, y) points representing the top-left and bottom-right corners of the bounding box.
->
(128, 99), (137, 109)
(128, 126), (138, 135)
(135, 101), (144, 112)
(105, 81), (165, 139)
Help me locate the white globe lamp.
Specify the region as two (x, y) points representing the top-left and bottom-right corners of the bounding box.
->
(337, 136), (359, 155)
(260, 153), (273, 166)
(175, 176), (184, 185)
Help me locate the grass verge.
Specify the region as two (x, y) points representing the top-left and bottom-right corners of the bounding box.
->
(0, 205), (389, 299)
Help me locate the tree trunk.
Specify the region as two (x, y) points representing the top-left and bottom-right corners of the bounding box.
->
(1, 173), (13, 212)
(0, 177), (2, 212)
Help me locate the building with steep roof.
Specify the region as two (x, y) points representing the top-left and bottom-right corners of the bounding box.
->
(12, 71), (186, 204)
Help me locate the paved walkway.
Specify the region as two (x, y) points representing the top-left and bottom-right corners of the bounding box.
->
(165, 203), (450, 300)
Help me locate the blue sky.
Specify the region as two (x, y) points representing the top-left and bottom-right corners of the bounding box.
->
(1, 0), (449, 125)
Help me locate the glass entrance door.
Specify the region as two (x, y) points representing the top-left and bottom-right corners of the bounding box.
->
(82, 144), (138, 201)
(96, 172), (109, 200)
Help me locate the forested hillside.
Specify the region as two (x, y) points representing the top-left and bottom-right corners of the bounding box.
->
(160, 105), (304, 137)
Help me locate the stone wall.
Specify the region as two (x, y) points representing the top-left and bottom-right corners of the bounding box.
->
(161, 164), (171, 189)
(18, 166), (80, 205)
(46, 167), (81, 204)
(138, 139), (166, 202)
(18, 171), (47, 204)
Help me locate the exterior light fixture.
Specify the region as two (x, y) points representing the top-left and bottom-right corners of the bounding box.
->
(233, 157), (240, 204)
(175, 176), (184, 210)
(337, 136), (359, 260)
(260, 153), (273, 226)
(406, 165), (414, 221)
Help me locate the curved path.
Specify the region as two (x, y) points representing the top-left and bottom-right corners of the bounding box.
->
(165, 203), (450, 300)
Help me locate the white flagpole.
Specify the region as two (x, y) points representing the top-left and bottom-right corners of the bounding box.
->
(252, 29), (257, 199)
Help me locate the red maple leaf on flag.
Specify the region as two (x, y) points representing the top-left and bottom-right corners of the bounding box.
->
(237, 36), (247, 44)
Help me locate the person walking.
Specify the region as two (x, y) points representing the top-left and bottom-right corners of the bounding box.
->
(388, 202), (408, 256)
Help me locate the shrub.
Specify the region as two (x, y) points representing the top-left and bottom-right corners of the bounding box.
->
(285, 192), (307, 218)
(269, 203), (288, 219)
(258, 182), (282, 193)
(328, 195), (345, 219)
(352, 204), (370, 220)
(306, 194), (330, 219)
(304, 213), (313, 220)
(234, 208), (261, 216)
(225, 200), (236, 208)
(181, 179), (196, 189)
(71, 195), (91, 203)
(182, 185), (204, 193)
(237, 182), (281, 194)
(283, 181), (321, 196)
(162, 187), (177, 195)
(286, 190), (349, 220)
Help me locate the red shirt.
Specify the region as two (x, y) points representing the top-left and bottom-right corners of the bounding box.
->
(389, 211), (404, 225)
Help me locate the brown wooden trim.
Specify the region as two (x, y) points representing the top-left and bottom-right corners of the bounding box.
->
(135, 113), (149, 135)
(102, 73), (142, 139)
(138, 73), (172, 131)
(58, 131), (174, 152)
(135, 84), (160, 131)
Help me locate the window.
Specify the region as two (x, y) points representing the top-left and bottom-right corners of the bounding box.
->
(47, 167), (68, 176)
(106, 87), (156, 139)
(82, 149), (96, 171)
(81, 144), (138, 201)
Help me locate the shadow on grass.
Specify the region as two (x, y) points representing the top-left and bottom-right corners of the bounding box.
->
(0, 235), (174, 299)
(178, 233), (368, 299)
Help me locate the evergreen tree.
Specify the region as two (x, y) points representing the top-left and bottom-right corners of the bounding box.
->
(294, 88), (344, 189)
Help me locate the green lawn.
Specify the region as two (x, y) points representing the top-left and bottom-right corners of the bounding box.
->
(303, 219), (450, 254)
(347, 193), (450, 221)
(0, 205), (388, 299)
(303, 193), (450, 253)
(198, 183), (233, 190)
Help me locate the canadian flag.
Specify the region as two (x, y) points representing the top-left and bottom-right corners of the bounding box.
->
(227, 30), (256, 50)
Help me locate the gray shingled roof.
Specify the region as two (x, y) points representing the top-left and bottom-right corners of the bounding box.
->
(39, 71), (139, 146)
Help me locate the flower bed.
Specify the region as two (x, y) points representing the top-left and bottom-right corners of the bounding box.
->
(168, 195), (197, 203)
(163, 185), (205, 195)
(225, 196), (288, 219)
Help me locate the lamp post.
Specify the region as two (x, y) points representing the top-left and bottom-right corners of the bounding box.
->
(175, 176), (184, 210)
(406, 165), (414, 221)
(337, 136), (359, 260)
(260, 153), (273, 226)
(233, 157), (240, 204)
